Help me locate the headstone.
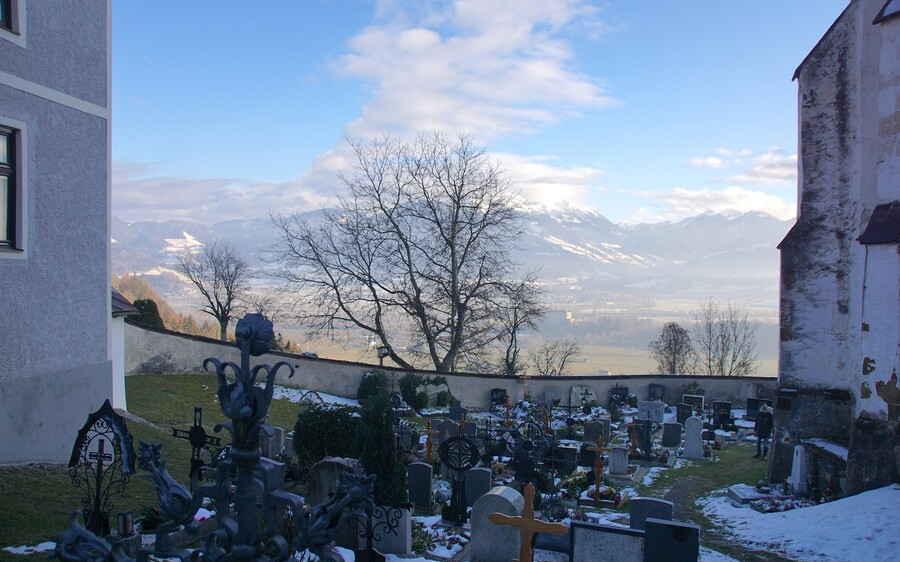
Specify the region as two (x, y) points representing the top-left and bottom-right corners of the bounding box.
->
(512, 447), (535, 486)
(608, 384), (630, 406)
(583, 421), (604, 444)
(745, 398), (774, 422)
(260, 426), (285, 459)
(491, 388), (508, 407)
(470, 486), (525, 562)
(629, 497), (674, 530)
(643, 518), (700, 562)
(598, 417), (612, 444)
(637, 401), (665, 423)
(676, 403), (693, 425)
(307, 457), (363, 549)
(407, 462), (434, 511)
(789, 444), (808, 494)
(571, 385), (597, 406)
(713, 401), (732, 428)
(282, 435), (294, 458)
(464, 423), (477, 438)
(662, 422), (683, 447)
(578, 443), (597, 468)
(633, 419), (653, 456)
(449, 406), (468, 423)
(552, 445), (578, 476)
(647, 383), (665, 402)
(437, 419), (459, 445)
(682, 394), (704, 414)
(608, 447), (628, 475)
(465, 467), (493, 507)
(362, 504), (413, 555)
(683, 417), (704, 459)
(570, 521), (644, 562)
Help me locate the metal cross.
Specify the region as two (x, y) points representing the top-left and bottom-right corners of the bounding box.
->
(488, 483), (567, 562)
(171, 406), (221, 487)
(586, 435), (612, 502)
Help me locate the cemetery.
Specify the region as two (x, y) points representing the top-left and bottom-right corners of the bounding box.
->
(1, 314), (858, 562)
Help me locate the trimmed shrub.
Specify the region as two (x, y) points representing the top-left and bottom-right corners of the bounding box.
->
(292, 404), (360, 476)
(399, 373), (425, 408)
(414, 391), (430, 410)
(356, 370), (389, 404)
(352, 392), (407, 504)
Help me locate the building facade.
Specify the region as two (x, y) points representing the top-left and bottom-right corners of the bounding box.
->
(772, 0), (899, 495)
(0, 0), (112, 463)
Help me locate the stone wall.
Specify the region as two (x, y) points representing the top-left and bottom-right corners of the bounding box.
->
(126, 323), (777, 410)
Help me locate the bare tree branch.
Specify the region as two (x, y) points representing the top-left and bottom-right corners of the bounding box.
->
(690, 299), (759, 376)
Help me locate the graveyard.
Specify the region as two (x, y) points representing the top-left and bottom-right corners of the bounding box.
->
(4, 350), (867, 562)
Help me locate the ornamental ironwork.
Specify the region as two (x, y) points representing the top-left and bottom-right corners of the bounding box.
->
(67, 399), (136, 537)
(52, 313), (375, 562)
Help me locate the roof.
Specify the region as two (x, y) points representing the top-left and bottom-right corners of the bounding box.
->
(873, 0), (900, 24)
(793, 2), (854, 81)
(111, 287), (139, 317)
(858, 201), (900, 244)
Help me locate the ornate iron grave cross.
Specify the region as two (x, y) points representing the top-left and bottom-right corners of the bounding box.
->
(67, 399), (136, 537)
(437, 431), (480, 526)
(488, 482), (567, 562)
(171, 406), (221, 489)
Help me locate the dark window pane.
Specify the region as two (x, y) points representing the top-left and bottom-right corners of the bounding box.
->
(0, 0), (9, 30)
(0, 132), (8, 164)
(0, 175), (9, 243)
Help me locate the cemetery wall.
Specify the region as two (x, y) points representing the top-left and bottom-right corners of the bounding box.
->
(126, 324), (776, 409)
(0, 2), (112, 463)
(774, 0), (900, 493)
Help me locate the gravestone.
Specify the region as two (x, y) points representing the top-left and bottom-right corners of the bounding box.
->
(789, 444), (808, 494)
(629, 497), (674, 530)
(647, 383), (665, 402)
(570, 521), (644, 562)
(307, 457), (363, 549)
(583, 421), (604, 444)
(662, 422), (683, 447)
(407, 462), (434, 512)
(683, 417), (704, 459)
(682, 394), (704, 414)
(464, 423), (477, 438)
(676, 403), (693, 425)
(598, 417), (611, 444)
(438, 435), (481, 525)
(512, 446), (535, 487)
(637, 401), (666, 423)
(259, 426), (285, 459)
(644, 518), (700, 562)
(608, 447), (628, 475)
(491, 388), (508, 407)
(571, 385), (597, 406)
(470, 486), (525, 562)
(259, 457), (286, 488)
(713, 401), (732, 428)
(578, 443), (597, 468)
(633, 419), (653, 456)
(437, 419), (459, 446)
(449, 406), (468, 423)
(465, 467), (493, 507)
(552, 445), (578, 476)
(608, 384), (630, 407)
(745, 398), (774, 422)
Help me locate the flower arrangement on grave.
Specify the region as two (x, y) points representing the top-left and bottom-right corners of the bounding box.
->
(583, 484), (619, 503)
(559, 471), (591, 499)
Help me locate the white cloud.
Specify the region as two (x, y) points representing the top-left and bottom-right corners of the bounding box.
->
(688, 156), (729, 169)
(627, 185), (796, 223)
(493, 152), (604, 208)
(721, 149), (797, 185)
(331, 0), (616, 142)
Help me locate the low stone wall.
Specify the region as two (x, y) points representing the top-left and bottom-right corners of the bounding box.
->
(125, 323), (777, 409)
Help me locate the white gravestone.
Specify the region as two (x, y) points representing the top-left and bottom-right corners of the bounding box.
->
(637, 401), (666, 423)
(683, 416), (704, 459)
(608, 446), (629, 475)
(789, 444), (808, 493)
(469, 486), (525, 562)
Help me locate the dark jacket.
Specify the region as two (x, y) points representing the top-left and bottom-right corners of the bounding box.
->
(755, 409), (774, 439)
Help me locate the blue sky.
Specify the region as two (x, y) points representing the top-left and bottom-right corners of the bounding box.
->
(112, 0), (850, 225)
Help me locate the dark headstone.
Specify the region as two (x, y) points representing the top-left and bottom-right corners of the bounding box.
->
(629, 497), (674, 530)
(609, 384), (629, 406)
(491, 388), (507, 407)
(682, 394), (704, 414)
(407, 462), (433, 511)
(745, 398), (774, 421)
(634, 419), (653, 457)
(662, 422), (683, 447)
(676, 403), (693, 425)
(713, 401), (732, 429)
(577, 443), (597, 468)
(647, 383), (665, 402)
(643, 518), (700, 562)
(464, 467), (492, 507)
(449, 406), (468, 423)
(464, 423), (477, 438)
(553, 445), (578, 476)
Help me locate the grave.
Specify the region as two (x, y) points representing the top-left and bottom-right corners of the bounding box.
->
(683, 417), (704, 459)
(662, 422), (683, 447)
(307, 457), (364, 550)
(637, 401), (665, 424)
(465, 466), (493, 508)
(608, 384), (630, 407)
(437, 419), (459, 446)
(643, 518), (700, 562)
(608, 446), (629, 475)
(682, 394), (705, 414)
(676, 403), (694, 425)
(632, 419), (653, 457)
(629, 497), (674, 530)
(449, 406), (468, 423)
(745, 397), (774, 422)
(570, 521), (644, 562)
(551, 444), (578, 476)
(437, 434), (481, 524)
(577, 443), (597, 468)
(469, 486), (524, 562)
(712, 401), (732, 429)
(570, 385), (597, 407)
(487, 483), (567, 562)
(259, 426), (285, 459)
(583, 420), (604, 445)
(647, 383), (665, 402)
(170, 406), (222, 486)
(407, 461), (433, 512)
(789, 444), (809, 494)
(491, 388), (508, 407)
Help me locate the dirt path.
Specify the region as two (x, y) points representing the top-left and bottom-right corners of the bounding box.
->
(663, 474), (794, 562)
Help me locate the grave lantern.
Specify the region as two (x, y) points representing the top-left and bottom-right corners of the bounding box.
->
(377, 344), (391, 366)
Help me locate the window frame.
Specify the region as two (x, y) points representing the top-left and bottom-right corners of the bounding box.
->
(0, 0), (25, 48)
(0, 117), (26, 256)
(0, 0), (11, 31)
(0, 126), (16, 248)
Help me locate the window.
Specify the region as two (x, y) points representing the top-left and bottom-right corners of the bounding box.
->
(0, 0), (11, 31)
(0, 126), (16, 248)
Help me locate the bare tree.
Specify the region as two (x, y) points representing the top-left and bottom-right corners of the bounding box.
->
(496, 275), (546, 376)
(648, 322), (693, 374)
(529, 340), (581, 376)
(271, 132), (529, 372)
(176, 241), (251, 341)
(691, 300), (759, 376)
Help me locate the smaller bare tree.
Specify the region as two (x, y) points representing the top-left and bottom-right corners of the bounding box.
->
(496, 274), (546, 376)
(691, 299), (759, 376)
(176, 241), (251, 341)
(648, 322), (693, 374)
(529, 340), (581, 376)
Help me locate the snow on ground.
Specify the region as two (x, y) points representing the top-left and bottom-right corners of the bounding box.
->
(699, 483), (900, 562)
(2, 541), (55, 555)
(267, 384), (359, 407)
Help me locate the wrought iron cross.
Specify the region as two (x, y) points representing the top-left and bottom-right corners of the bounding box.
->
(171, 406), (221, 487)
(88, 439), (113, 509)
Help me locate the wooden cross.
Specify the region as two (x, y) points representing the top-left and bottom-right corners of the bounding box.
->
(542, 406), (552, 435)
(504, 395), (512, 428)
(488, 482), (567, 562)
(628, 418), (638, 451)
(458, 413), (467, 435)
(423, 427), (439, 465)
(587, 435), (612, 501)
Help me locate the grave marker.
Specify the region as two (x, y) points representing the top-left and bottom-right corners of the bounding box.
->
(637, 401), (666, 423)
(407, 462), (433, 512)
(676, 403), (694, 425)
(470, 486), (524, 562)
(662, 422), (683, 448)
(608, 446), (629, 475)
(683, 417), (704, 459)
(789, 444), (809, 494)
(682, 394), (704, 414)
(570, 521), (644, 562)
(488, 483), (567, 562)
(745, 398), (774, 422)
(643, 518), (700, 562)
(629, 497), (674, 530)
(465, 466), (493, 507)
(171, 406), (222, 486)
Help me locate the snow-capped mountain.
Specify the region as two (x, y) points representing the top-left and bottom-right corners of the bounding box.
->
(112, 208), (792, 306)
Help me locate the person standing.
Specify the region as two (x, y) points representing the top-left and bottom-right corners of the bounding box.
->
(754, 404), (774, 460)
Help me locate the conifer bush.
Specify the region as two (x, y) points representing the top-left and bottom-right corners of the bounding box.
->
(356, 370), (389, 404)
(292, 404), (360, 476)
(351, 392), (407, 505)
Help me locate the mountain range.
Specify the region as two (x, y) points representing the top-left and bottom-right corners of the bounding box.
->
(112, 206), (792, 315)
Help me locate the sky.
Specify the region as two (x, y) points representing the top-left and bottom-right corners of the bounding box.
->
(112, 0), (851, 226)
